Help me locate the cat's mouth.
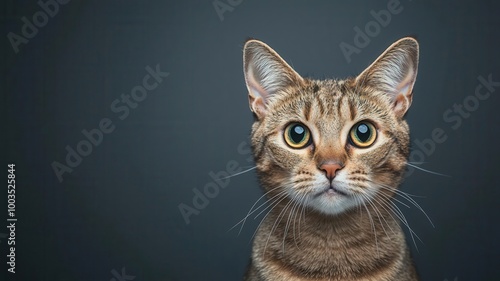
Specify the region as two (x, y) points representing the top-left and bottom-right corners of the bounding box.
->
(316, 184), (349, 197)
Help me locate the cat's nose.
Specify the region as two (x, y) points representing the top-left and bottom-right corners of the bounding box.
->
(320, 163), (342, 181)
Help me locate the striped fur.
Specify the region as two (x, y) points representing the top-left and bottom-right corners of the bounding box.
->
(243, 38), (419, 281)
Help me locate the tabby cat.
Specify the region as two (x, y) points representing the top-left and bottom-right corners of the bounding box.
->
(242, 37), (420, 281)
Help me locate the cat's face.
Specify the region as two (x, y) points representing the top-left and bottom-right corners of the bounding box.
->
(243, 38), (419, 215)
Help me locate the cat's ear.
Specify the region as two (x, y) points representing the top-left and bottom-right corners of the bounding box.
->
(243, 40), (304, 118)
(355, 37), (419, 118)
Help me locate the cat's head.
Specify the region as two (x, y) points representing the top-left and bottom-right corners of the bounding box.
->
(243, 38), (419, 216)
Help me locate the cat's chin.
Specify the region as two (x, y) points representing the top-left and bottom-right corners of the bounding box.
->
(288, 177), (356, 215)
(303, 185), (358, 216)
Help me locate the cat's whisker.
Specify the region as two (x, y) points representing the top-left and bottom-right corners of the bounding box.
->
(373, 180), (425, 198)
(358, 177), (410, 235)
(291, 198), (300, 249)
(353, 192), (364, 218)
(369, 180), (427, 213)
(282, 193), (302, 254)
(264, 195), (296, 257)
(253, 189), (289, 219)
(292, 192), (307, 250)
(377, 192), (420, 241)
(370, 195), (400, 236)
(406, 162), (450, 177)
(381, 194), (423, 251)
(371, 180), (434, 228)
(359, 194), (379, 257)
(228, 184), (284, 234)
(250, 191), (290, 243)
(249, 187), (288, 227)
(281, 194), (296, 253)
(298, 193), (309, 241)
(220, 166), (257, 180)
(235, 190), (289, 242)
(366, 184), (423, 250)
(362, 192), (395, 238)
(375, 186), (412, 208)
(293, 180), (308, 244)
(389, 200), (422, 252)
(361, 193), (388, 244)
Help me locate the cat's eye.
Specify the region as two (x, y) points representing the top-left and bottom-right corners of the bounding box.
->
(284, 123), (311, 149)
(349, 121), (377, 148)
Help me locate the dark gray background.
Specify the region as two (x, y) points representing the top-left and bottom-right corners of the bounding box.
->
(2, 0), (499, 280)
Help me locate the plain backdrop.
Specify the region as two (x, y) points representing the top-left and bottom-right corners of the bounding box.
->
(2, 0), (500, 280)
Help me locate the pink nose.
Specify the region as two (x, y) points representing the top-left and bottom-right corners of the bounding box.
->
(320, 163), (342, 181)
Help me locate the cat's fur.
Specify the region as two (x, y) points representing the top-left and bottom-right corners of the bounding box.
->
(242, 37), (420, 281)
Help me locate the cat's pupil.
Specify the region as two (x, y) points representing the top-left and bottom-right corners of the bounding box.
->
(291, 125), (305, 143)
(356, 124), (371, 142)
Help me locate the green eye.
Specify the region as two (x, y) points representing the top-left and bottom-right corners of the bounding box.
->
(349, 121), (377, 148)
(284, 123), (311, 149)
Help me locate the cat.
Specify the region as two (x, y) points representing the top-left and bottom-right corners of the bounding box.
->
(241, 37), (420, 281)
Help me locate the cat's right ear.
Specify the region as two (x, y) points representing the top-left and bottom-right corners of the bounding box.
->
(355, 37), (419, 119)
(243, 40), (304, 119)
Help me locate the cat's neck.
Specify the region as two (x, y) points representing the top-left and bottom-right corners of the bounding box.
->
(262, 195), (401, 245)
(253, 195), (408, 280)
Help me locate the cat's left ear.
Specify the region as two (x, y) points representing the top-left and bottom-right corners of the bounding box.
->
(243, 39), (305, 119)
(355, 37), (419, 118)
